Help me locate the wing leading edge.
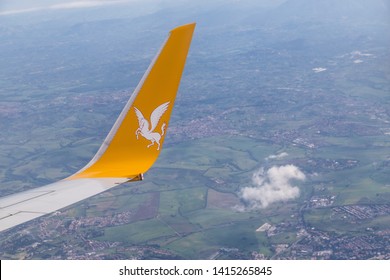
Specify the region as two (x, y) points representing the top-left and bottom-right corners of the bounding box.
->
(0, 23), (196, 233)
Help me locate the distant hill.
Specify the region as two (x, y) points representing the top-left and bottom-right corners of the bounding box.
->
(272, 0), (389, 24)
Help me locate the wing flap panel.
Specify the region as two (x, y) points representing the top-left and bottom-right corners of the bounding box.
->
(0, 178), (129, 232)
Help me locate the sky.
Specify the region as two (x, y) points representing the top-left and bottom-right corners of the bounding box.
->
(0, 0), (149, 15)
(2, 0), (388, 21)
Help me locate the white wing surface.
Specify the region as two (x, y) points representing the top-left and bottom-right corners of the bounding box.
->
(0, 178), (128, 232)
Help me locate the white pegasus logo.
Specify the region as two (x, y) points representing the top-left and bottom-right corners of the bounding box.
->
(134, 102), (170, 150)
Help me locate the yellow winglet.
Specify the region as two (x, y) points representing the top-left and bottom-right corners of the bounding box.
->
(68, 23), (196, 180)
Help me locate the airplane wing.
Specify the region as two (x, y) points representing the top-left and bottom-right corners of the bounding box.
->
(0, 23), (196, 233)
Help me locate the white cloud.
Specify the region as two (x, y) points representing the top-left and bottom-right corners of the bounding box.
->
(52, 0), (128, 10)
(0, 0), (136, 16)
(312, 67), (327, 73)
(350, 51), (373, 58)
(0, 7), (41, 15)
(239, 165), (306, 209)
(266, 152), (288, 160)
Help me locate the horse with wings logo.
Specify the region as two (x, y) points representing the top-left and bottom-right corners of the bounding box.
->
(134, 102), (170, 150)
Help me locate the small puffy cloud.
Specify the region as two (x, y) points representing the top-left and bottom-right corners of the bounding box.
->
(312, 67), (327, 73)
(266, 152), (288, 160)
(350, 51), (373, 58)
(239, 165), (305, 209)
